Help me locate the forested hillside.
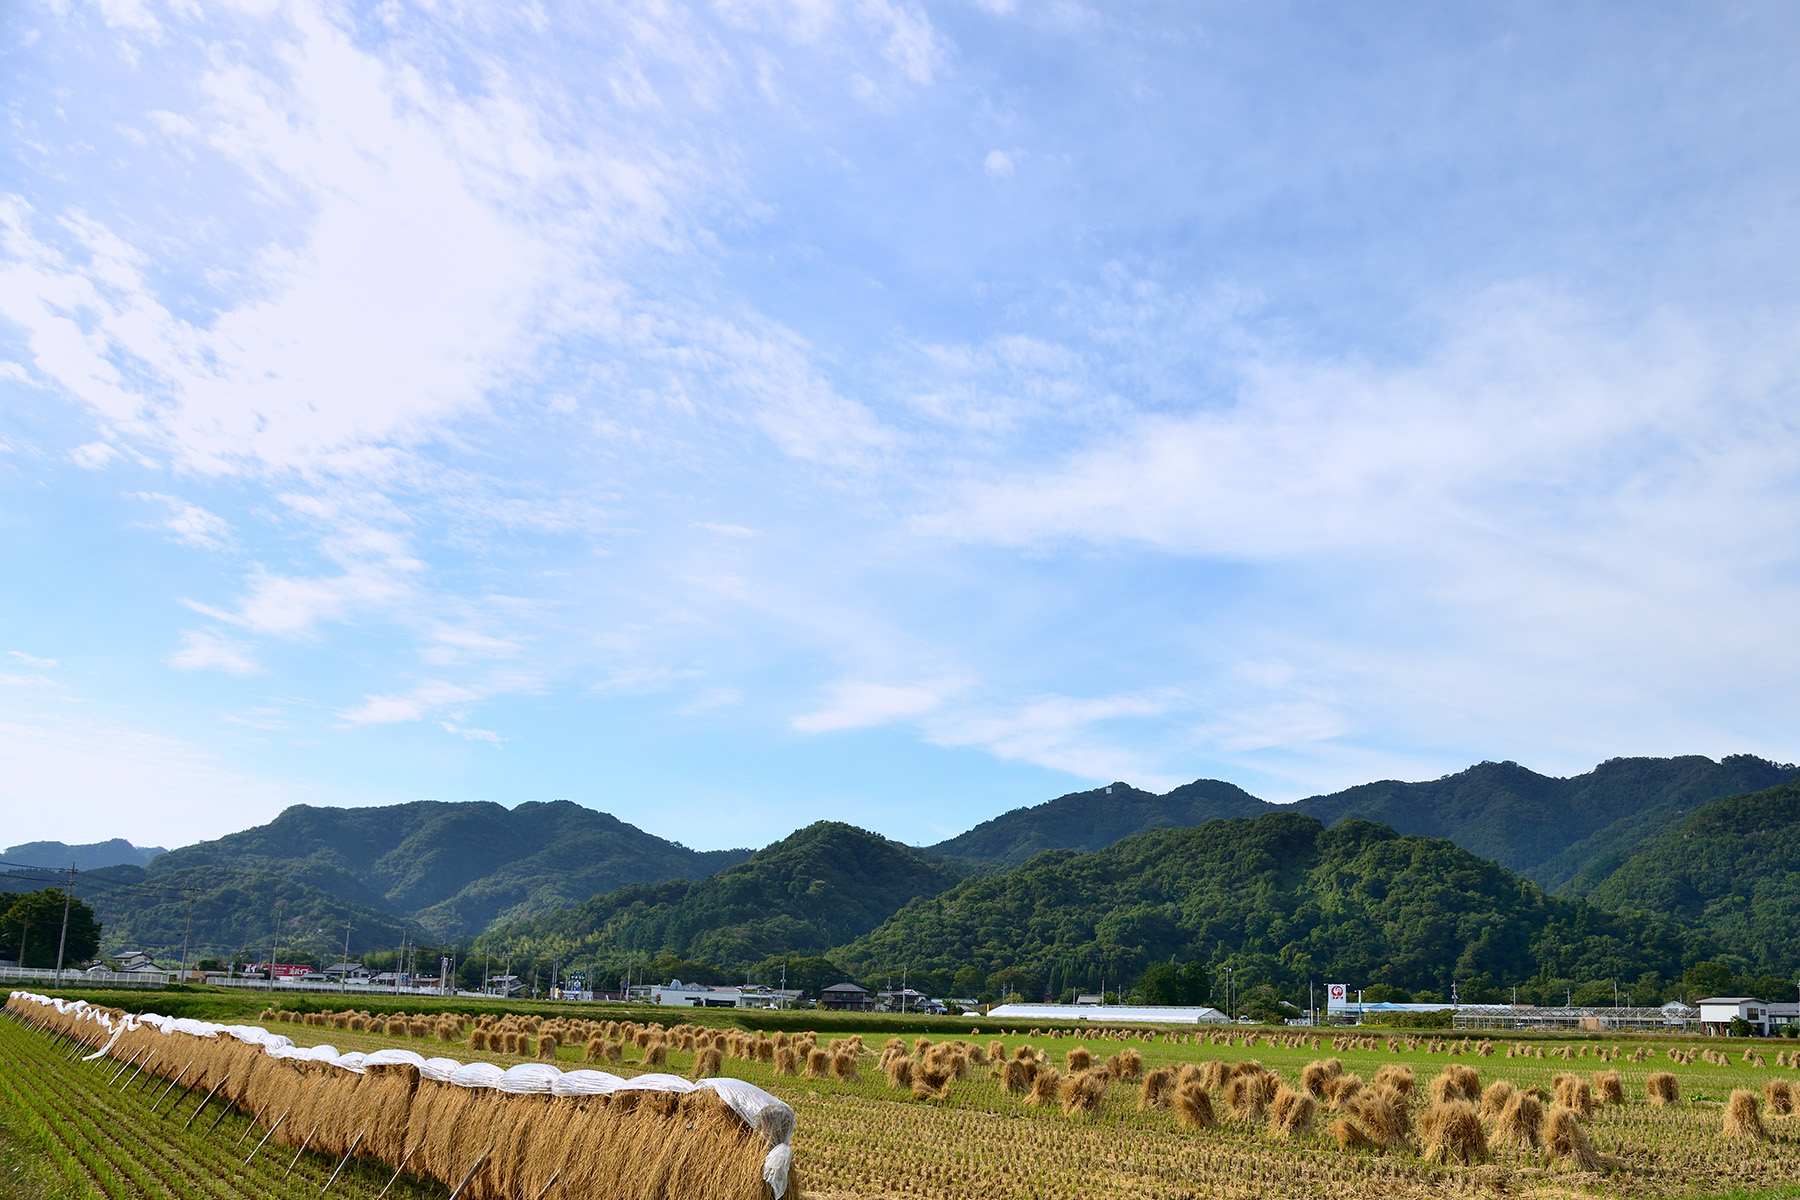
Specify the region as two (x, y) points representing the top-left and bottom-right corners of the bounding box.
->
(842, 812), (1683, 1005)
(1293, 754), (1796, 892)
(1587, 778), (1800, 973)
(476, 822), (969, 974)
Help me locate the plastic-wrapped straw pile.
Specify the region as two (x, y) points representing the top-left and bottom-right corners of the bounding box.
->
(9, 991), (795, 1200)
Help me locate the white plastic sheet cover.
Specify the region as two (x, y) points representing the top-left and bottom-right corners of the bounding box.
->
(448, 1061), (506, 1089)
(697, 1078), (797, 1149)
(362, 1048), (427, 1070)
(549, 1069), (625, 1097)
(497, 1063), (563, 1094)
(419, 1057), (463, 1082)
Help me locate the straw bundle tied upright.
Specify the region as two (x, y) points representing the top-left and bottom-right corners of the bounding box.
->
(8, 991), (798, 1200)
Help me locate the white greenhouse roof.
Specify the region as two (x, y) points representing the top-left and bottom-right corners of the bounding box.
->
(986, 1003), (1229, 1025)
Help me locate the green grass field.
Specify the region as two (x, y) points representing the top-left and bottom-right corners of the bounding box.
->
(11, 988), (1800, 1199)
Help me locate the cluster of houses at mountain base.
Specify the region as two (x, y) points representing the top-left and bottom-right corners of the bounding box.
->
(32, 955), (1800, 1034)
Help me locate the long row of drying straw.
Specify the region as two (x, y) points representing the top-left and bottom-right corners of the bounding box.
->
(9, 992), (791, 1200)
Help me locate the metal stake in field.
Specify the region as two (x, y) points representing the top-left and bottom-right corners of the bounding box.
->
(163, 1071), (204, 1119)
(321, 1130), (364, 1194)
(108, 1046), (147, 1086)
(533, 1165), (563, 1200)
(373, 1147), (416, 1200)
(151, 1061), (193, 1110)
(284, 1124), (320, 1177)
(243, 1111), (289, 1164)
(445, 1151), (489, 1200)
(207, 1092), (238, 1133)
(119, 1051), (156, 1090)
(184, 1077), (230, 1130)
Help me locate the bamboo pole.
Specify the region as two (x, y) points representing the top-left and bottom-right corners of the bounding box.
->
(321, 1131), (365, 1194)
(445, 1151), (489, 1200)
(151, 1062), (193, 1110)
(109, 1046), (146, 1085)
(184, 1077), (229, 1130)
(373, 1148), (416, 1200)
(285, 1124), (319, 1178)
(244, 1111), (289, 1165)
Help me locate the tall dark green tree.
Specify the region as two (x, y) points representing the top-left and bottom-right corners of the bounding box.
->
(0, 888), (101, 968)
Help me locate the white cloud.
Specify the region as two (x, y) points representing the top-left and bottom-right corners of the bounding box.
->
(983, 149), (1014, 179)
(791, 678), (962, 732)
(924, 690), (1185, 787)
(131, 492), (235, 550)
(440, 721), (506, 744)
(69, 441), (121, 469)
(167, 629), (260, 676)
(0, 6), (567, 479)
(8, 651), (58, 668)
(931, 294), (1800, 562)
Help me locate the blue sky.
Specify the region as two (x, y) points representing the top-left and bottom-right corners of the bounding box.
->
(3, 0), (1798, 852)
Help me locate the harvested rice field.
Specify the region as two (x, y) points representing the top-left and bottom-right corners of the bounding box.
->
(10, 992), (1800, 1200)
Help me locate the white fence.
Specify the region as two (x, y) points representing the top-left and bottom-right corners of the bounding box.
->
(0, 965), (176, 988)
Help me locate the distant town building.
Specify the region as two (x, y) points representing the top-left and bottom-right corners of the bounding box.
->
(1697, 997), (1771, 1036)
(819, 982), (873, 1011)
(650, 980), (801, 1009)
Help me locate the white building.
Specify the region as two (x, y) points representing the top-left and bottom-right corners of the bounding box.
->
(1697, 996), (1770, 1036)
(987, 1003), (1229, 1025)
(650, 980), (801, 1009)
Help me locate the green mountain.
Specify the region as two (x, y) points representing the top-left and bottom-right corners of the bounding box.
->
(93, 800), (750, 956)
(1585, 778), (1800, 974)
(929, 779), (1270, 865)
(1291, 754), (1796, 893)
(4, 838), (166, 870)
(845, 811), (1681, 1001)
(478, 821), (969, 974)
(927, 755), (1796, 897)
(71, 862), (429, 965)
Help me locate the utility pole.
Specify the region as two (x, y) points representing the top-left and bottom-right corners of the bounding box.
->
(780, 961), (787, 1010)
(340, 922), (353, 994)
(53, 862), (76, 985)
(178, 888), (201, 985)
(266, 901), (286, 991)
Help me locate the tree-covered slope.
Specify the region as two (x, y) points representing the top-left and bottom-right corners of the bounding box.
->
(109, 799), (750, 951)
(928, 779), (1272, 865)
(843, 812), (1680, 999)
(72, 862), (427, 964)
(479, 821), (969, 972)
(1585, 779), (1800, 973)
(1290, 755), (1796, 892)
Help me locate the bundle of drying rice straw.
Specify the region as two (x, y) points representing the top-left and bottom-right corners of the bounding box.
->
(8, 991), (794, 1200)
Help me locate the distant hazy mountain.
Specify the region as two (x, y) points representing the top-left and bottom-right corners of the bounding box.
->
(4, 838), (167, 870)
(928, 779), (1272, 865)
(93, 799), (751, 955)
